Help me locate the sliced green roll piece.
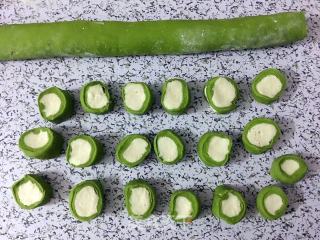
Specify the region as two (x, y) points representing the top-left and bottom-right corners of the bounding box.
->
(18, 127), (63, 159)
(116, 134), (151, 168)
(80, 81), (112, 114)
(38, 86), (73, 123)
(204, 76), (239, 114)
(242, 118), (281, 154)
(211, 185), (247, 224)
(270, 154), (308, 184)
(69, 180), (104, 222)
(251, 68), (287, 104)
(197, 132), (233, 167)
(161, 78), (190, 115)
(256, 185), (288, 220)
(121, 82), (153, 115)
(169, 190), (200, 222)
(154, 129), (185, 164)
(12, 174), (52, 209)
(124, 179), (156, 220)
(66, 135), (103, 168)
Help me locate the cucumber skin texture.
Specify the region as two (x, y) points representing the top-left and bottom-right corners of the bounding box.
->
(12, 174), (53, 210)
(0, 12), (307, 61)
(270, 154), (308, 184)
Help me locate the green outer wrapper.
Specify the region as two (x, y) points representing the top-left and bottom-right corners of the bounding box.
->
(242, 118), (281, 154)
(12, 174), (52, 209)
(124, 179), (156, 220)
(204, 76), (240, 114)
(153, 129), (185, 165)
(270, 154), (308, 184)
(121, 82), (153, 115)
(80, 81), (112, 114)
(69, 180), (104, 222)
(256, 185), (288, 220)
(169, 190), (200, 222)
(116, 134), (151, 168)
(211, 185), (247, 224)
(38, 86), (73, 123)
(66, 134), (104, 168)
(197, 132), (233, 167)
(18, 127), (64, 159)
(161, 78), (190, 115)
(0, 12), (307, 61)
(251, 68), (287, 104)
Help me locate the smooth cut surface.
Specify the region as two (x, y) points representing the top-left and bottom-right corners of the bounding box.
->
(123, 138), (148, 163)
(17, 180), (43, 206)
(74, 186), (99, 217)
(264, 194), (283, 215)
(207, 136), (230, 162)
(69, 138), (92, 166)
(23, 130), (49, 148)
(124, 83), (146, 110)
(247, 123), (277, 147)
(157, 136), (178, 162)
(163, 80), (183, 110)
(86, 84), (109, 109)
(256, 75), (283, 98)
(174, 196), (193, 220)
(221, 192), (241, 217)
(129, 187), (150, 215)
(281, 159), (300, 176)
(212, 77), (236, 108)
(39, 93), (61, 117)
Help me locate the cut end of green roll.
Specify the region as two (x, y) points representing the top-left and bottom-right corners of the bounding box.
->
(256, 185), (288, 220)
(124, 179), (156, 220)
(116, 134), (151, 168)
(80, 81), (112, 114)
(38, 86), (73, 123)
(18, 127), (63, 159)
(197, 132), (233, 167)
(161, 78), (190, 115)
(271, 154), (308, 184)
(242, 118), (281, 154)
(12, 174), (52, 209)
(154, 129), (185, 164)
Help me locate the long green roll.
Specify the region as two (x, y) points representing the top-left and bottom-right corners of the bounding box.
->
(0, 12), (307, 61)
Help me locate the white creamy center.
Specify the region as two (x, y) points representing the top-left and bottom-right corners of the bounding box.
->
(221, 192), (241, 217)
(129, 187), (150, 215)
(86, 84), (109, 109)
(207, 136), (230, 162)
(157, 136), (178, 162)
(256, 75), (282, 98)
(174, 196), (193, 220)
(122, 138), (148, 163)
(264, 193), (283, 215)
(74, 186), (99, 217)
(69, 138), (92, 166)
(17, 180), (43, 206)
(211, 77), (236, 108)
(163, 80), (183, 110)
(23, 130), (49, 149)
(40, 93), (62, 117)
(124, 83), (146, 111)
(247, 123), (277, 147)
(281, 159), (300, 176)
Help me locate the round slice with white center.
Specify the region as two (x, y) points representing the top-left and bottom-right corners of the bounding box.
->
(38, 86), (73, 123)
(270, 154), (308, 184)
(169, 190), (200, 222)
(161, 78), (190, 115)
(12, 174), (52, 209)
(242, 118), (281, 154)
(124, 179), (156, 220)
(80, 81), (112, 114)
(197, 132), (233, 167)
(116, 134), (151, 168)
(154, 129), (185, 164)
(66, 135), (103, 168)
(251, 68), (287, 104)
(204, 76), (239, 114)
(122, 82), (153, 115)
(69, 180), (104, 222)
(256, 185), (288, 220)
(212, 185), (246, 224)
(18, 127), (64, 159)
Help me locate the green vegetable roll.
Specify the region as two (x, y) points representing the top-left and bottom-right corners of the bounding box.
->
(121, 82), (153, 115)
(161, 78), (190, 115)
(242, 118), (281, 154)
(197, 132), (233, 167)
(18, 127), (63, 159)
(204, 76), (239, 114)
(12, 174), (52, 209)
(116, 134), (151, 168)
(38, 86), (73, 123)
(124, 179), (156, 220)
(154, 129), (185, 165)
(168, 190), (200, 222)
(256, 185), (288, 220)
(66, 135), (103, 168)
(270, 154), (308, 184)
(211, 185), (247, 224)
(69, 180), (104, 222)
(251, 68), (287, 104)
(80, 81), (112, 114)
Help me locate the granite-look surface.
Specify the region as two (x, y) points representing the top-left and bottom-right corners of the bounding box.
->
(0, 0), (320, 239)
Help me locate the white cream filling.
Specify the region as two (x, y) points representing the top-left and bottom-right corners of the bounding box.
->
(174, 196), (193, 220)
(256, 75), (282, 98)
(157, 136), (178, 162)
(39, 93), (62, 117)
(69, 138), (92, 166)
(163, 80), (184, 110)
(211, 77), (236, 108)
(221, 192), (241, 217)
(124, 83), (146, 111)
(264, 193), (283, 215)
(86, 84), (109, 109)
(122, 138), (148, 163)
(17, 180), (43, 206)
(23, 130), (49, 149)
(281, 159), (300, 176)
(207, 136), (230, 162)
(74, 186), (99, 217)
(247, 123), (277, 147)
(129, 187), (150, 215)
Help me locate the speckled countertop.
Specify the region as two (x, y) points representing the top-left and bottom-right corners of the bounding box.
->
(0, 0), (320, 239)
